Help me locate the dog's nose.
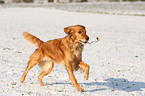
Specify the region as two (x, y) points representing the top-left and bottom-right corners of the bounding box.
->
(86, 37), (89, 41)
(96, 37), (99, 41)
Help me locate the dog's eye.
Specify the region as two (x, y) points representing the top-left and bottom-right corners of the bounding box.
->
(78, 31), (82, 34)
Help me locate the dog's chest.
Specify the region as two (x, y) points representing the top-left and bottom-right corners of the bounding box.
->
(70, 43), (84, 60)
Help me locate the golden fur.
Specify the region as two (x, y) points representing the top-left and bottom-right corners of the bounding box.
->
(20, 25), (90, 92)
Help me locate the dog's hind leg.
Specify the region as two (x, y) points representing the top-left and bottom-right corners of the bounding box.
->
(38, 60), (54, 86)
(78, 61), (90, 80)
(20, 49), (44, 83)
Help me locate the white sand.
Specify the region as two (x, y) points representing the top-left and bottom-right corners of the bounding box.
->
(0, 8), (145, 96)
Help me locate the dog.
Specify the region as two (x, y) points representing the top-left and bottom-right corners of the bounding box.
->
(20, 25), (90, 92)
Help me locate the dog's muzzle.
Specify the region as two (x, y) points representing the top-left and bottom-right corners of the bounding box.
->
(79, 36), (89, 44)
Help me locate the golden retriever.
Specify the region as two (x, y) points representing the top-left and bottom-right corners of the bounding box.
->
(20, 25), (90, 92)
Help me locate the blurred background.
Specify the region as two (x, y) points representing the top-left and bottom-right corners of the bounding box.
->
(0, 0), (145, 4)
(0, 0), (145, 17)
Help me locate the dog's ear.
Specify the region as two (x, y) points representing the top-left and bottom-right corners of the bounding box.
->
(64, 26), (74, 34)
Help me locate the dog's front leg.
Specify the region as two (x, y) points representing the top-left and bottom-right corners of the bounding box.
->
(78, 61), (90, 80)
(65, 62), (83, 92)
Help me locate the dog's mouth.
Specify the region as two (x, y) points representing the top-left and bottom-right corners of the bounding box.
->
(79, 40), (88, 44)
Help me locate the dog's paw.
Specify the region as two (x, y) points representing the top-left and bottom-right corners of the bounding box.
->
(77, 87), (84, 92)
(20, 77), (25, 83)
(84, 73), (89, 80)
(40, 83), (46, 86)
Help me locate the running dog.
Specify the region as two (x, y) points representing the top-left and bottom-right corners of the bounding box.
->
(20, 25), (90, 92)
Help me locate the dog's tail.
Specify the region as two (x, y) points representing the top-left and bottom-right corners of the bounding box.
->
(23, 32), (44, 47)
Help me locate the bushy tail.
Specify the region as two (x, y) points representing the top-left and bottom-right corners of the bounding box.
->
(23, 32), (44, 47)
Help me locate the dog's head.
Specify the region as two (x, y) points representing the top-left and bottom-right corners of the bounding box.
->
(64, 25), (89, 44)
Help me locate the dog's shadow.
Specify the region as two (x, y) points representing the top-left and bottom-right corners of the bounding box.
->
(103, 78), (145, 92)
(47, 78), (145, 92)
